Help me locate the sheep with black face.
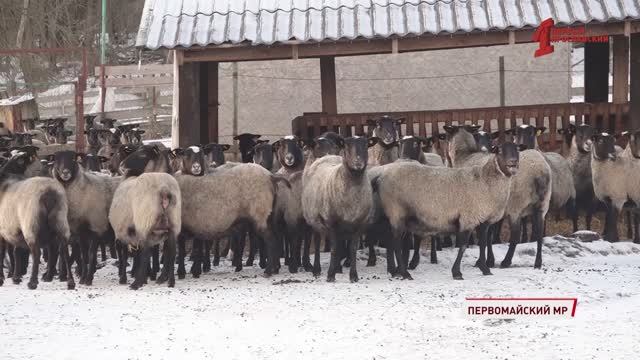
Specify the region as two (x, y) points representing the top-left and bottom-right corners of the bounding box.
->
(109, 145), (181, 289)
(203, 143), (231, 169)
(234, 133), (262, 163)
(302, 136), (376, 282)
(367, 115), (403, 166)
(0, 151), (76, 290)
(49, 151), (121, 285)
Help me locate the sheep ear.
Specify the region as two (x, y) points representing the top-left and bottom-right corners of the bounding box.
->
(256, 139), (270, 145)
(137, 130), (145, 135)
(368, 137), (380, 147)
(621, 131), (630, 138)
(172, 148), (185, 156)
(436, 133), (447, 140)
(490, 131), (502, 139)
(443, 125), (457, 135)
(335, 137), (345, 149)
(46, 154), (55, 162)
(272, 140), (281, 150)
(504, 128), (515, 135)
(466, 124), (481, 133)
(489, 145), (500, 154)
(221, 144), (231, 151)
(536, 127), (547, 136)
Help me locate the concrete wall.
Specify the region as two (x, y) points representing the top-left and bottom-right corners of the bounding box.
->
(217, 42), (571, 144)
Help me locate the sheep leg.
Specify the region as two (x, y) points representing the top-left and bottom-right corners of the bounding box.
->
(108, 237), (117, 260)
(567, 198), (579, 232)
(221, 238), (231, 258)
(474, 223), (492, 275)
(0, 239), (5, 286)
(634, 213), (640, 244)
(604, 199), (620, 242)
(348, 233), (359, 283)
(59, 240), (75, 290)
(409, 236), (422, 269)
(85, 236), (99, 286)
(366, 237), (376, 267)
(263, 229), (279, 277)
(258, 236), (268, 269)
(191, 238), (203, 278)
(401, 234), (411, 267)
(130, 246), (150, 290)
(148, 245), (159, 281)
(212, 239), (220, 267)
(246, 229), (256, 267)
(288, 228), (301, 274)
(117, 242), (128, 285)
(500, 219), (522, 268)
(78, 240), (89, 284)
(343, 238), (351, 268)
(43, 246), (49, 263)
(42, 242), (58, 282)
(585, 201), (595, 231)
(323, 233), (331, 252)
(12, 245), (22, 284)
(7, 244), (14, 278)
(451, 232), (469, 280)
(157, 235), (176, 288)
(312, 231), (321, 277)
(429, 236), (438, 264)
(177, 233), (186, 279)
(27, 242), (40, 290)
(302, 226), (313, 271)
(234, 233), (245, 272)
(18, 247), (29, 276)
(100, 241), (107, 262)
(435, 236), (442, 251)
(532, 210), (545, 269)
(334, 238), (344, 273)
(58, 246), (68, 282)
(202, 239), (212, 272)
(393, 231), (412, 280)
(442, 235), (453, 248)
(486, 226), (496, 268)
(521, 217), (530, 243)
(386, 237), (397, 277)
(626, 211), (633, 239)
(326, 230), (339, 283)
(283, 231), (290, 266)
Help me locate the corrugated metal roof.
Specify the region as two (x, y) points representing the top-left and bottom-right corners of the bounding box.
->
(0, 94), (34, 107)
(136, 0), (640, 50)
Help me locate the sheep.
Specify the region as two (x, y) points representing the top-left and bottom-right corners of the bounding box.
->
(301, 132), (345, 256)
(367, 115), (404, 166)
(447, 125), (552, 269)
(173, 146), (283, 278)
(97, 128), (123, 159)
(302, 136), (377, 282)
(271, 136), (308, 273)
(107, 144), (139, 176)
(48, 151), (121, 285)
(589, 131), (640, 242)
(79, 153), (109, 173)
(0, 151), (76, 290)
(373, 141), (521, 279)
(509, 125), (576, 240)
(117, 125), (145, 145)
(234, 133), (262, 163)
(203, 143), (231, 169)
(109, 145), (181, 289)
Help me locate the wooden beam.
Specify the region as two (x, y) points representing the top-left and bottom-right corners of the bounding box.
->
(320, 57), (337, 115)
(612, 36), (629, 104)
(584, 42), (610, 103)
(199, 63), (209, 145)
(631, 33), (640, 129)
(177, 62), (201, 147)
(171, 50), (180, 149)
(207, 62), (219, 143)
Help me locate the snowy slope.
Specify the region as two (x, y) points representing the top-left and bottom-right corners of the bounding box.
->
(0, 237), (639, 359)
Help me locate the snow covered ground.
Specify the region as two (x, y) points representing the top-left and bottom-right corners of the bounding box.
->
(1, 236), (639, 360)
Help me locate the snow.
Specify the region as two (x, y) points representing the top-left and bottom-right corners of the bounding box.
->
(1, 236), (639, 359)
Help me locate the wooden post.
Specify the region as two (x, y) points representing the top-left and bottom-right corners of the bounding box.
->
(631, 33), (640, 129)
(206, 62), (219, 143)
(320, 57), (338, 114)
(612, 36), (629, 104)
(584, 42), (610, 103)
(178, 62), (201, 147)
(499, 56), (505, 106)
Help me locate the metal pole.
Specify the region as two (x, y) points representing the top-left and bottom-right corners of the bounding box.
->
(100, 0), (107, 116)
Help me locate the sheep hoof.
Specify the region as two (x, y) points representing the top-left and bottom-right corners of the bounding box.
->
(534, 263), (542, 269)
(245, 259), (254, 267)
(500, 261), (512, 268)
(119, 277), (127, 285)
(129, 282), (143, 290)
(156, 272), (168, 284)
(42, 272), (54, 282)
(192, 273), (200, 279)
(452, 274), (464, 280)
(59, 275), (68, 282)
(149, 273), (157, 281)
(349, 274), (359, 283)
(408, 261), (418, 270)
(212, 258), (220, 267)
(288, 264), (298, 274)
(12, 277), (21, 285)
(168, 278), (175, 288)
(202, 261), (211, 272)
(85, 279), (93, 286)
(312, 267), (321, 277)
(0, 278), (3, 286)
(335, 266), (343, 274)
(259, 261), (267, 269)
(326, 275), (336, 283)
(67, 282), (75, 290)
(402, 272), (413, 280)
(481, 269), (493, 276)
(27, 281), (38, 290)
(486, 259), (495, 268)
(235, 265), (242, 272)
(303, 262), (313, 272)
(366, 258), (376, 267)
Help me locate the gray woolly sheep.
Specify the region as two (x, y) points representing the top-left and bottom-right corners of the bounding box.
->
(48, 151), (121, 285)
(446, 125), (552, 269)
(109, 145), (181, 290)
(302, 136), (377, 282)
(373, 142), (521, 279)
(0, 152), (75, 290)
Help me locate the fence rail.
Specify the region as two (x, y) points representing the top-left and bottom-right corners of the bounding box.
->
(292, 102), (630, 151)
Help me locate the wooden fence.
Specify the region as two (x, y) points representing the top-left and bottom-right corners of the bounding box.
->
(292, 102), (630, 151)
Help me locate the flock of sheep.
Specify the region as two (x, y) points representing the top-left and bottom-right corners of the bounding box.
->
(0, 114), (637, 291)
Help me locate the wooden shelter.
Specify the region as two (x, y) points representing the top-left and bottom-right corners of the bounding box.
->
(0, 94), (37, 132)
(136, 0), (640, 149)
